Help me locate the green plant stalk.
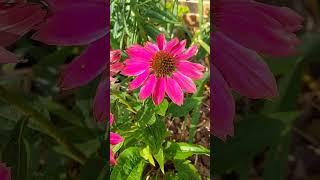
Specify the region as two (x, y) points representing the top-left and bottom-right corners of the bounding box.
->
(0, 86), (87, 164)
(198, 0), (204, 26)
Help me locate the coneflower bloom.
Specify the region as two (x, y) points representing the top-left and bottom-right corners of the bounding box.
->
(122, 34), (205, 106)
(32, 1), (114, 122)
(0, 162), (10, 180)
(0, 0), (46, 63)
(212, 0), (303, 140)
(110, 113), (124, 166)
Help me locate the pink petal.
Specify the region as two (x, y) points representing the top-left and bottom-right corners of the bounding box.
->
(165, 77), (184, 106)
(121, 62), (149, 76)
(110, 150), (117, 165)
(214, 31), (278, 98)
(110, 132), (124, 145)
(0, 47), (19, 63)
(129, 70), (150, 90)
(156, 33), (166, 50)
(32, 3), (106, 45)
(126, 45), (153, 61)
(110, 50), (121, 63)
(164, 38), (179, 52)
(152, 77), (166, 105)
(175, 45), (198, 61)
(58, 36), (106, 90)
(172, 71), (197, 93)
(139, 75), (156, 100)
(212, 67), (235, 141)
(0, 31), (19, 46)
(0, 162), (10, 180)
(144, 42), (159, 54)
(176, 61), (204, 80)
(171, 40), (186, 56)
(110, 113), (113, 125)
(93, 78), (108, 122)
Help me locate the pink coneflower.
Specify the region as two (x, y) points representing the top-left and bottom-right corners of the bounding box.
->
(109, 113), (124, 166)
(212, 0), (303, 140)
(0, 162), (10, 180)
(122, 34), (205, 106)
(0, 0), (46, 63)
(32, 0), (115, 122)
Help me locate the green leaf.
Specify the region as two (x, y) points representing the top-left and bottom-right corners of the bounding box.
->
(111, 147), (145, 180)
(212, 114), (286, 173)
(168, 97), (202, 118)
(141, 118), (167, 152)
(2, 118), (30, 180)
(174, 160), (201, 180)
(140, 145), (155, 166)
(155, 99), (169, 116)
(80, 156), (105, 180)
(154, 148), (165, 174)
(165, 142), (209, 160)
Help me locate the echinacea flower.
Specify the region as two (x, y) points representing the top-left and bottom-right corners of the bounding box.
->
(122, 34), (205, 106)
(0, 0), (46, 63)
(32, 0), (114, 122)
(212, 0), (303, 140)
(0, 162), (10, 180)
(110, 113), (124, 165)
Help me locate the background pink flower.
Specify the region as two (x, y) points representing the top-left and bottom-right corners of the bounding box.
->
(109, 113), (124, 166)
(212, 0), (303, 140)
(122, 34), (205, 106)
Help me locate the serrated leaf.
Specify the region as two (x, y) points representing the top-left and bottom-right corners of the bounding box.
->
(111, 147), (145, 180)
(174, 160), (201, 180)
(168, 97), (202, 118)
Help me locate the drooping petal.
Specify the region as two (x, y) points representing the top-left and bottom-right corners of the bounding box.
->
(121, 62), (149, 76)
(165, 77), (184, 106)
(110, 132), (124, 145)
(110, 150), (117, 165)
(93, 78), (108, 122)
(176, 61), (204, 80)
(164, 37), (179, 52)
(171, 40), (186, 56)
(144, 42), (159, 54)
(172, 71), (197, 93)
(214, 31), (278, 98)
(58, 36), (107, 90)
(139, 75), (156, 100)
(110, 113), (113, 125)
(33, 3), (107, 45)
(156, 33), (166, 50)
(0, 162), (10, 180)
(212, 67), (235, 141)
(0, 47), (19, 63)
(126, 44), (153, 61)
(152, 77), (166, 105)
(129, 70), (150, 90)
(175, 45), (198, 61)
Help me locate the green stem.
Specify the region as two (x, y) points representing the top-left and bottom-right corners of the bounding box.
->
(0, 86), (87, 164)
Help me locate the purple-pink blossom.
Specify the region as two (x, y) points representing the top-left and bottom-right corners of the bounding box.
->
(122, 34), (205, 106)
(212, 0), (303, 140)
